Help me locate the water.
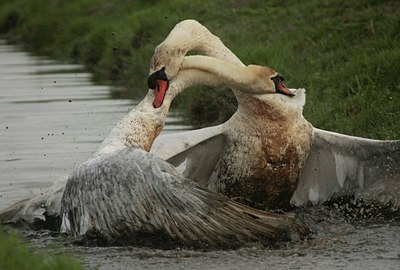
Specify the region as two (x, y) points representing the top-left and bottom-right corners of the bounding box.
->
(0, 41), (187, 209)
(0, 42), (399, 270)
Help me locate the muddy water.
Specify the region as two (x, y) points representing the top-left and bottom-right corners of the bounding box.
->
(0, 42), (399, 270)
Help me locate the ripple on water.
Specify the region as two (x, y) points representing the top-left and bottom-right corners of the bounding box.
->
(19, 207), (400, 270)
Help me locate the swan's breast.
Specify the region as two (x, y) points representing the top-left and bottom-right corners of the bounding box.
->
(209, 110), (313, 210)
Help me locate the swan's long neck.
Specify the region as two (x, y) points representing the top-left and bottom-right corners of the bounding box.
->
(93, 92), (167, 158)
(151, 20), (264, 107)
(183, 23), (243, 66)
(151, 20), (244, 76)
(175, 20), (243, 65)
(93, 66), (249, 159)
(181, 56), (276, 95)
(163, 21), (305, 115)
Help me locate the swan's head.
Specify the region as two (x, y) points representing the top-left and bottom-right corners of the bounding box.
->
(270, 73), (295, 96)
(246, 65), (295, 96)
(147, 67), (170, 108)
(147, 57), (296, 109)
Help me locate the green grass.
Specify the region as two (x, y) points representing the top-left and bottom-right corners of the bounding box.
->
(0, 226), (83, 270)
(0, 0), (399, 139)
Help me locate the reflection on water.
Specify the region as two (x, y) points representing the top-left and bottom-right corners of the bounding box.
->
(0, 41), (399, 270)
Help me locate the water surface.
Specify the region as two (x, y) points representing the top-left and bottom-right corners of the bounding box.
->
(0, 41), (186, 209)
(0, 42), (399, 270)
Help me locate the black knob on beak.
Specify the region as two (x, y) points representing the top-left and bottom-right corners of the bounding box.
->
(148, 67), (168, 89)
(271, 73), (284, 84)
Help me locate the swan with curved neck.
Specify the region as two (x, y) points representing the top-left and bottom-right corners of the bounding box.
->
(94, 55), (290, 156)
(151, 20), (313, 210)
(150, 55), (295, 109)
(150, 20), (400, 211)
(57, 56), (307, 247)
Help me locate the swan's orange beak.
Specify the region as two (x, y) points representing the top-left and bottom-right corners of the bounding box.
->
(153, 79), (169, 108)
(147, 67), (170, 108)
(271, 74), (295, 96)
(276, 80), (295, 96)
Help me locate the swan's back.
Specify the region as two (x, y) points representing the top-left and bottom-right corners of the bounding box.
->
(61, 147), (307, 247)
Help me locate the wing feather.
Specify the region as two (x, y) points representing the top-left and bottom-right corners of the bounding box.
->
(151, 126), (225, 186)
(61, 147), (307, 247)
(292, 128), (400, 209)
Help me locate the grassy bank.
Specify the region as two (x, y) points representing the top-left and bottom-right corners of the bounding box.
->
(0, 0), (399, 139)
(0, 226), (82, 270)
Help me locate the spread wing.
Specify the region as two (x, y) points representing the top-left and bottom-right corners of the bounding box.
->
(151, 125), (225, 186)
(0, 180), (65, 224)
(291, 128), (400, 209)
(61, 147), (307, 247)
(1, 126), (226, 225)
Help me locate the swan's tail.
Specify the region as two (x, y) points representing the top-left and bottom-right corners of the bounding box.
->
(0, 180), (65, 227)
(188, 186), (310, 246)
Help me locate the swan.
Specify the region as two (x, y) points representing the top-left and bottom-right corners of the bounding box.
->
(150, 19), (313, 210)
(149, 19), (400, 211)
(1, 56), (307, 247)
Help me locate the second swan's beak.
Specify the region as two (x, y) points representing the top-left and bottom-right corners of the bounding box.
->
(271, 74), (295, 96)
(148, 67), (170, 108)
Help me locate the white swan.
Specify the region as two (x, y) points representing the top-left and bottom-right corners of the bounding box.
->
(150, 19), (400, 211)
(1, 56), (307, 247)
(150, 20), (312, 210)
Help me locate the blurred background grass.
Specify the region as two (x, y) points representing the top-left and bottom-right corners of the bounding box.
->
(0, 0), (399, 139)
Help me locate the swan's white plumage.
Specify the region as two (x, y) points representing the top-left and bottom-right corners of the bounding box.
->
(291, 128), (400, 207)
(151, 124), (224, 162)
